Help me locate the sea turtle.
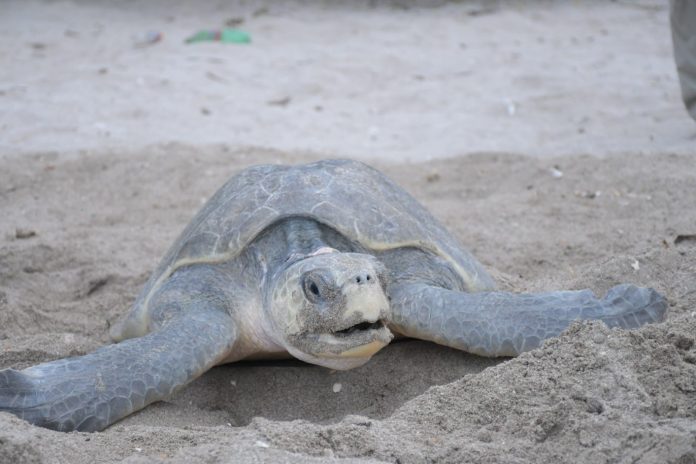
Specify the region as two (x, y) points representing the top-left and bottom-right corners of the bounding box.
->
(0, 159), (667, 432)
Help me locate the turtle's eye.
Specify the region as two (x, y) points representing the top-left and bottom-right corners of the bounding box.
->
(301, 270), (330, 304)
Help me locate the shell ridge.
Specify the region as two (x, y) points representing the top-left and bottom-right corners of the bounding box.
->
(134, 160), (496, 320)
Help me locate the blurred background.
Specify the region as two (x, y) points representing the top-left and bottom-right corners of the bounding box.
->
(1, 0), (693, 161)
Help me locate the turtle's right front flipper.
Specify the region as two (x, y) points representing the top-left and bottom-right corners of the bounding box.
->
(390, 283), (667, 357)
(0, 308), (235, 432)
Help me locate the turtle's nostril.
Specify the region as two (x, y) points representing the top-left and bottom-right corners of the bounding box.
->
(355, 273), (372, 285)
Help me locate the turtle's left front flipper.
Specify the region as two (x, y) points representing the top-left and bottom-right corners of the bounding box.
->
(389, 283), (667, 357)
(0, 308), (235, 432)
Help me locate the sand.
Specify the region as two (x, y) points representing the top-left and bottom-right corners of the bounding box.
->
(1, 1), (695, 463)
(1, 0), (694, 161)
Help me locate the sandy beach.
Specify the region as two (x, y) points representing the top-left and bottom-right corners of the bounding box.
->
(1, 1), (695, 463)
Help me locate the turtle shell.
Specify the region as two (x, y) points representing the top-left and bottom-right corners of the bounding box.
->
(117, 159), (495, 340)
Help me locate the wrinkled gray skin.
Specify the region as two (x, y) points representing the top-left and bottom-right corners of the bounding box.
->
(0, 160), (667, 432)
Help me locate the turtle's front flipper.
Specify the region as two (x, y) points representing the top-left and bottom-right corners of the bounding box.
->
(389, 283), (667, 357)
(0, 308), (235, 432)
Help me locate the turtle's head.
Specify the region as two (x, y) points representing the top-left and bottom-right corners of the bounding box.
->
(269, 250), (393, 370)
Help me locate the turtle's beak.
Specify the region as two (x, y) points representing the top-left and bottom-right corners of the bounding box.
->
(339, 270), (391, 326)
(318, 320), (393, 358)
(317, 268), (393, 358)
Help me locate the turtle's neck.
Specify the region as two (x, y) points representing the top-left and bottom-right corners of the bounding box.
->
(283, 217), (330, 259)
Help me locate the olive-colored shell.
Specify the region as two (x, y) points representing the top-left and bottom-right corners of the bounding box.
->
(115, 159), (494, 340)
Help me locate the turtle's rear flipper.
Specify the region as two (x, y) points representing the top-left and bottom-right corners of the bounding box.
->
(389, 283), (667, 357)
(0, 308), (235, 432)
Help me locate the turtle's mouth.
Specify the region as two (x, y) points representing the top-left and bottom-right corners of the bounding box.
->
(289, 318), (392, 359)
(308, 319), (392, 358)
(332, 320), (385, 336)
(285, 318), (393, 370)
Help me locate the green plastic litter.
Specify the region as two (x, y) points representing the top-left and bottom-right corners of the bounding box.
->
(222, 29), (251, 43)
(185, 29), (251, 44)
